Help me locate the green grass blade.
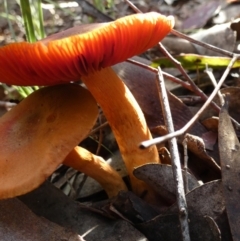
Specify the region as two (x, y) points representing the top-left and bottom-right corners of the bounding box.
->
(37, 0), (45, 39)
(13, 86), (38, 99)
(19, 0), (36, 42)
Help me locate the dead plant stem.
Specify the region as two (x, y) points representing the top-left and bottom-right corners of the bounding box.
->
(171, 29), (234, 58)
(205, 66), (224, 107)
(126, 59), (192, 90)
(158, 42), (220, 112)
(156, 67), (190, 241)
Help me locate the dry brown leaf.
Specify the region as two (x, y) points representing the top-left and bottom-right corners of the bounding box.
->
(19, 182), (147, 241)
(0, 198), (83, 241)
(137, 181), (229, 241)
(219, 97), (240, 240)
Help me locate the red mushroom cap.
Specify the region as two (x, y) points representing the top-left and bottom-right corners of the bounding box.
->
(0, 12), (174, 86)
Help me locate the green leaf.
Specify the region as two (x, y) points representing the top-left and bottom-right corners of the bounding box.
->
(151, 54), (240, 70)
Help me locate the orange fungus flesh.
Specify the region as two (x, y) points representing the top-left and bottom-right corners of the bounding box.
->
(0, 12), (174, 86)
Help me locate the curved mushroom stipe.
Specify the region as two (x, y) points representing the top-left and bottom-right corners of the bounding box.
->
(0, 12), (174, 86)
(82, 67), (160, 197)
(0, 84), (98, 199)
(63, 146), (127, 198)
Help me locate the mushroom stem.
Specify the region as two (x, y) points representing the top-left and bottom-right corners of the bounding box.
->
(63, 146), (127, 197)
(82, 67), (159, 197)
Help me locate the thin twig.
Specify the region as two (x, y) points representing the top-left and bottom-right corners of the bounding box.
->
(158, 42), (220, 112)
(89, 121), (108, 136)
(140, 54), (239, 148)
(96, 112), (104, 155)
(171, 29), (234, 58)
(156, 67), (190, 241)
(126, 59), (193, 90)
(182, 138), (189, 193)
(205, 66), (240, 127)
(204, 66), (224, 106)
(124, 0), (141, 13)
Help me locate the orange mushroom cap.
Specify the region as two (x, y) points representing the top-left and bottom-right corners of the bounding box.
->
(0, 12), (174, 86)
(0, 84), (98, 198)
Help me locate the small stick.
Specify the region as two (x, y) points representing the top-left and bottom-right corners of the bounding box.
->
(205, 66), (240, 128)
(124, 0), (141, 13)
(96, 111), (104, 155)
(171, 29), (234, 58)
(204, 66), (224, 106)
(156, 67), (190, 241)
(182, 137), (189, 193)
(140, 54), (239, 148)
(158, 42), (220, 112)
(89, 121), (109, 136)
(126, 59), (193, 90)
